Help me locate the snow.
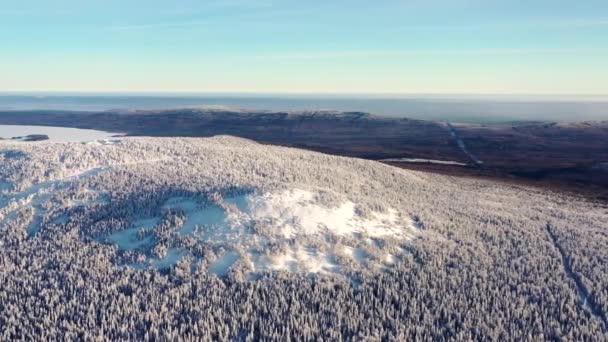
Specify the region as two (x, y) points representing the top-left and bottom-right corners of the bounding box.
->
(162, 197), (199, 212)
(343, 246), (369, 264)
(0, 137), (423, 278)
(241, 189), (410, 239)
(106, 228), (152, 251)
(410, 219), (425, 230)
(145, 190), (416, 275)
(224, 194), (249, 212)
(186, 213), (227, 234)
(105, 218), (158, 251)
(250, 246), (340, 274)
(0, 181), (11, 193)
(0, 150), (172, 231)
(162, 197), (229, 236)
(0, 125), (122, 142)
(209, 252), (240, 276)
(64, 188), (109, 208)
(102, 189), (417, 276)
(151, 248), (188, 269)
(0, 166), (108, 235)
(384, 254), (398, 265)
(380, 158), (467, 166)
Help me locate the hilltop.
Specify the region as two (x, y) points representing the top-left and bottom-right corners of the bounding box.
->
(0, 136), (606, 339)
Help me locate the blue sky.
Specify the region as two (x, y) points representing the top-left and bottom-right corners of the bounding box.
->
(1, 0), (607, 94)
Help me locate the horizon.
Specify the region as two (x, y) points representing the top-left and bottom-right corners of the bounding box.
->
(1, 91), (608, 101)
(2, 0), (607, 94)
(2, 90), (608, 124)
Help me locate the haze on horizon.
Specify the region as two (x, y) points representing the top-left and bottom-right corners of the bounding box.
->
(1, 0), (607, 95)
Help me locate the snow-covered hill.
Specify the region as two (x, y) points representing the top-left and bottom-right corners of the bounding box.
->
(0, 136), (606, 340)
(0, 136), (423, 278)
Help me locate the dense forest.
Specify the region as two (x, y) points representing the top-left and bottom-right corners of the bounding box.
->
(0, 136), (606, 340)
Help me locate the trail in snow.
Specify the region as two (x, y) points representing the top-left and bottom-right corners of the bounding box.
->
(545, 223), (607, 331)
(446, 122), (483, 165)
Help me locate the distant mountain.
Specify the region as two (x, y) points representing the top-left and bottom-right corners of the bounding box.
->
(0, 108), (607, 189)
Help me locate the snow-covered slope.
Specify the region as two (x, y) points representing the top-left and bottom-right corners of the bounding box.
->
(0, 136), (423, 278)
(1, 136), (607, 340)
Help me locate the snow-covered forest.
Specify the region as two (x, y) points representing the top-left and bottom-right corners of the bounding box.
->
(0, 136), (607, 340)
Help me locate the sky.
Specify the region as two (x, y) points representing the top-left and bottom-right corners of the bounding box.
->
(1, 0), (607, 94)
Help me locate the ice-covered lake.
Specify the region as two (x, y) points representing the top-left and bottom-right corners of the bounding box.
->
(0, 125), (122, 142)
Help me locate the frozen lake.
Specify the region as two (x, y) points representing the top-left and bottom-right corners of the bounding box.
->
(0, 125), (122, 142)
